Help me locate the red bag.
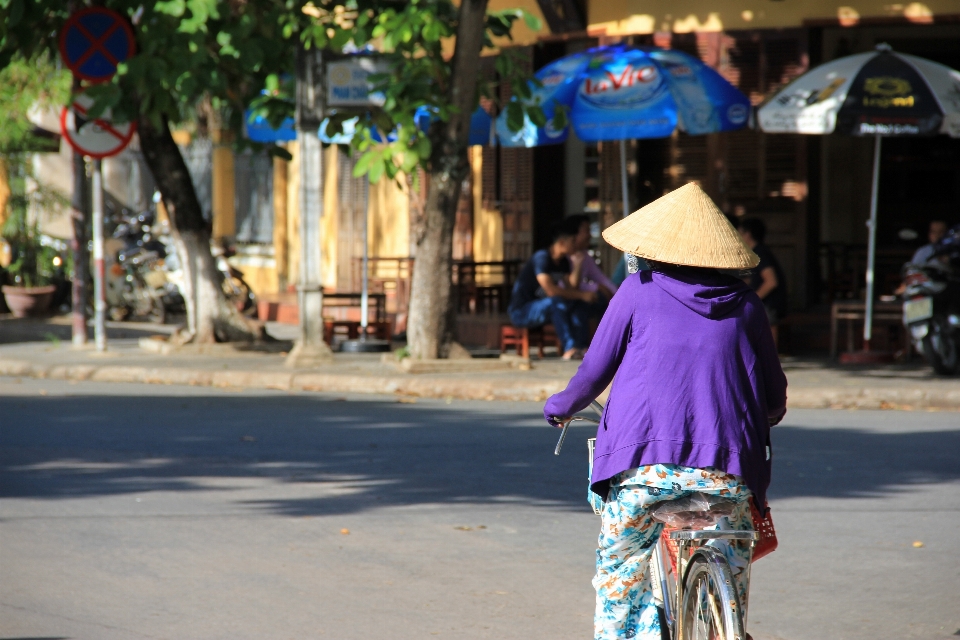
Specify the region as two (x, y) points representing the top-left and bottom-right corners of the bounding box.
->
(749, 500), (778, 561)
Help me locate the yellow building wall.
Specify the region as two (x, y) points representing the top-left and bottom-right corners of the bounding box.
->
(368, 174), (410, 259)
(283, 141), (341, 291)
(322, 144), (339, 290)
(0, 158), (10, 233)
(471, 146), (503, 262)
(441, 0), (549, 57)
(285, 140), (300, 290)
(273, 151), (289, 290)
(234, 259), (278, 297)
(589, 0), (956, 35)
(211, 132), (236, 240)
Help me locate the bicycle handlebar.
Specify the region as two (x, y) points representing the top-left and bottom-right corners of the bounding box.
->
(553, 400), (604, 456)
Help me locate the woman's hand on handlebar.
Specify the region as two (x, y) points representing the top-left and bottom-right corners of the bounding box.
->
(548, 415), (569, 428)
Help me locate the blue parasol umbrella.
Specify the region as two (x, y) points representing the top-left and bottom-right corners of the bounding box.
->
(496, 44), (751, 218)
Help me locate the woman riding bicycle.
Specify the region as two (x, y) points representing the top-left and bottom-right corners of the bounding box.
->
(544, 183), (787, 640)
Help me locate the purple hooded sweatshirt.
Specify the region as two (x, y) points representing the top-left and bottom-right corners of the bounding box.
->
(544, 267), (787, 511)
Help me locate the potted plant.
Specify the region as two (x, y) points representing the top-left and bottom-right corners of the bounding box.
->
(1, 157), (67, 318)
(0, 53), (71, 317)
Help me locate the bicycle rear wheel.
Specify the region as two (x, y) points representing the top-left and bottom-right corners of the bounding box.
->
(679, 546), (746, 640)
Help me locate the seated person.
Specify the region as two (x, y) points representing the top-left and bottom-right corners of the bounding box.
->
(508, 225), (597, 360)
(911, 220), (948, 265)
(563, 215), (618, 315)
(895, 220), (951, 297)
(739, 217), (788, 346)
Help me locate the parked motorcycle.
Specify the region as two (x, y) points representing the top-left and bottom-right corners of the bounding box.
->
(212, 241), (258, 317)
(901, 225), (960, 375)
(103, 207), (184, 323)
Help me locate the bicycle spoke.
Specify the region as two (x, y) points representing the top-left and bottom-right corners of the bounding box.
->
(708, 586), (724, 640)
(696, 576), (710, 640)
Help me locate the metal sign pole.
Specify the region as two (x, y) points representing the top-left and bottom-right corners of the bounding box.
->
(91, 159), (106, 352)
(340, 175), (388, 353)
(863, 134), (882, 350)
(620, 139), (630, 218)
(360, 178), (369, 334)
(70, 151), (89, 346)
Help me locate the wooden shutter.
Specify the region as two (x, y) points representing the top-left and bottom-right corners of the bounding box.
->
(337, 149), (367, 292)
(646, 30), (809, 308)
(499, 47), (534, 261)
(453, 174), (473, 261)
(718, 30), (810, 309)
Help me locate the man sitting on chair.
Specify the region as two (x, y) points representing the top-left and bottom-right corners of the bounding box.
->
(508, 224), (597, 360)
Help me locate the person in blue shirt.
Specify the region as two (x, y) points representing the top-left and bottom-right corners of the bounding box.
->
(910, 220), (948, 265)
(508, 224), (597, 360)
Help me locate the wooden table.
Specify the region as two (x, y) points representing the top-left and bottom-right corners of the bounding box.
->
(453, 260), (522, 314)
(830, 300), (904, 358)
(322, 292), (390, 343)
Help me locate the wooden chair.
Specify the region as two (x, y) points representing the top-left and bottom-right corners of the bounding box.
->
(500, 323), (560, 358)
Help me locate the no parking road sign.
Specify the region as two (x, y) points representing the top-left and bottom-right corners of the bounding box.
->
(59, 7), (135, 83)
(60, 92), (136, 159)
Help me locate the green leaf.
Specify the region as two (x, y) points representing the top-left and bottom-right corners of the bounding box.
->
(505, 101), (525, 133)
(384, 160), (398, 180)
(267, 145), (293, 162)
(155, 0), (186, 18)
(400, 149), (420, 173)
(422, 20), (441, 42)
(527, 105), (547, 128)
(551, 104), (568, 131)
(330, 28), (353, 51)
(265, 73), (280, 94)
(415, 135), (431, 159)
(367, 155), (384, 183)
(7, 0), (23, 26)
(521, 10), (542, 31)
(352, 150), (375, 177)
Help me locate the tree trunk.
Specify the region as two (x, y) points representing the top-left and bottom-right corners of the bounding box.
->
(406, 0), (489, 359)
(137, 116), (264, 343)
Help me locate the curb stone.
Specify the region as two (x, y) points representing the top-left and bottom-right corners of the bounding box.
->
(0, 357), (957, 409)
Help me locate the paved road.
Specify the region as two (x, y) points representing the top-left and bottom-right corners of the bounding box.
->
(1, 377), (957, 640)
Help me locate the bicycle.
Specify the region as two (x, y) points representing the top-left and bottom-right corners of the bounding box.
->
(553, 401), (761, 640)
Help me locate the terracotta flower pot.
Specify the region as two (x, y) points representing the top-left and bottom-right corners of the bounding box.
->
(2, 285), (56, 318)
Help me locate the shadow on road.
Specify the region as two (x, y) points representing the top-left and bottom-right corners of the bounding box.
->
(2, 393), (958, 516)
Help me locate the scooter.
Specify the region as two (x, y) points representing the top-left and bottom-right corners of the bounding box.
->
(901, 225), (960, 375)
(104, 207), (185, 323)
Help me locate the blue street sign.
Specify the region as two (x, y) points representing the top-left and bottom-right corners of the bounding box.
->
(59, 7), (135, 83)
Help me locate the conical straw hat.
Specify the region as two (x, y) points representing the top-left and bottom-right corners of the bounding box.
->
(602, 183), (759, 269)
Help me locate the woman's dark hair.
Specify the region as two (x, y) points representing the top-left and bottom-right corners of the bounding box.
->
(648, 260), (725, 278)
(561, 214), (590, 236)
(739, 217), (767, 244)
(550, 221), (577, 244)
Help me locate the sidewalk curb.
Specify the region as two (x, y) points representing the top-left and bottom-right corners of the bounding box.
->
(0, 358), (567, 402)
(786, 387), (960, 410)
(1, 357), (958, 409)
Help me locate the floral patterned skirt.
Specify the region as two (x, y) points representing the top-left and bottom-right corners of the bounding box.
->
(594, 465), (754, 640)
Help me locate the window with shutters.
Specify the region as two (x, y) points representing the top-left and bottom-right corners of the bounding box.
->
(498, 47), (535, 261)
(336, 149), (368, 292)
(234, 150), (274, 244)
(453, 174), (473, 261)
(636, 30), (810, 307)
(718, 30), (809, 308)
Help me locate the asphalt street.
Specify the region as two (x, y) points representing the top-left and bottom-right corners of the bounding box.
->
(1, 376), (958, 640)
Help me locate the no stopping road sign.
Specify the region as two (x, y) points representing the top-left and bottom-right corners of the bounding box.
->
(59, 7), (135, 83)
(60, 93), (136, 159)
